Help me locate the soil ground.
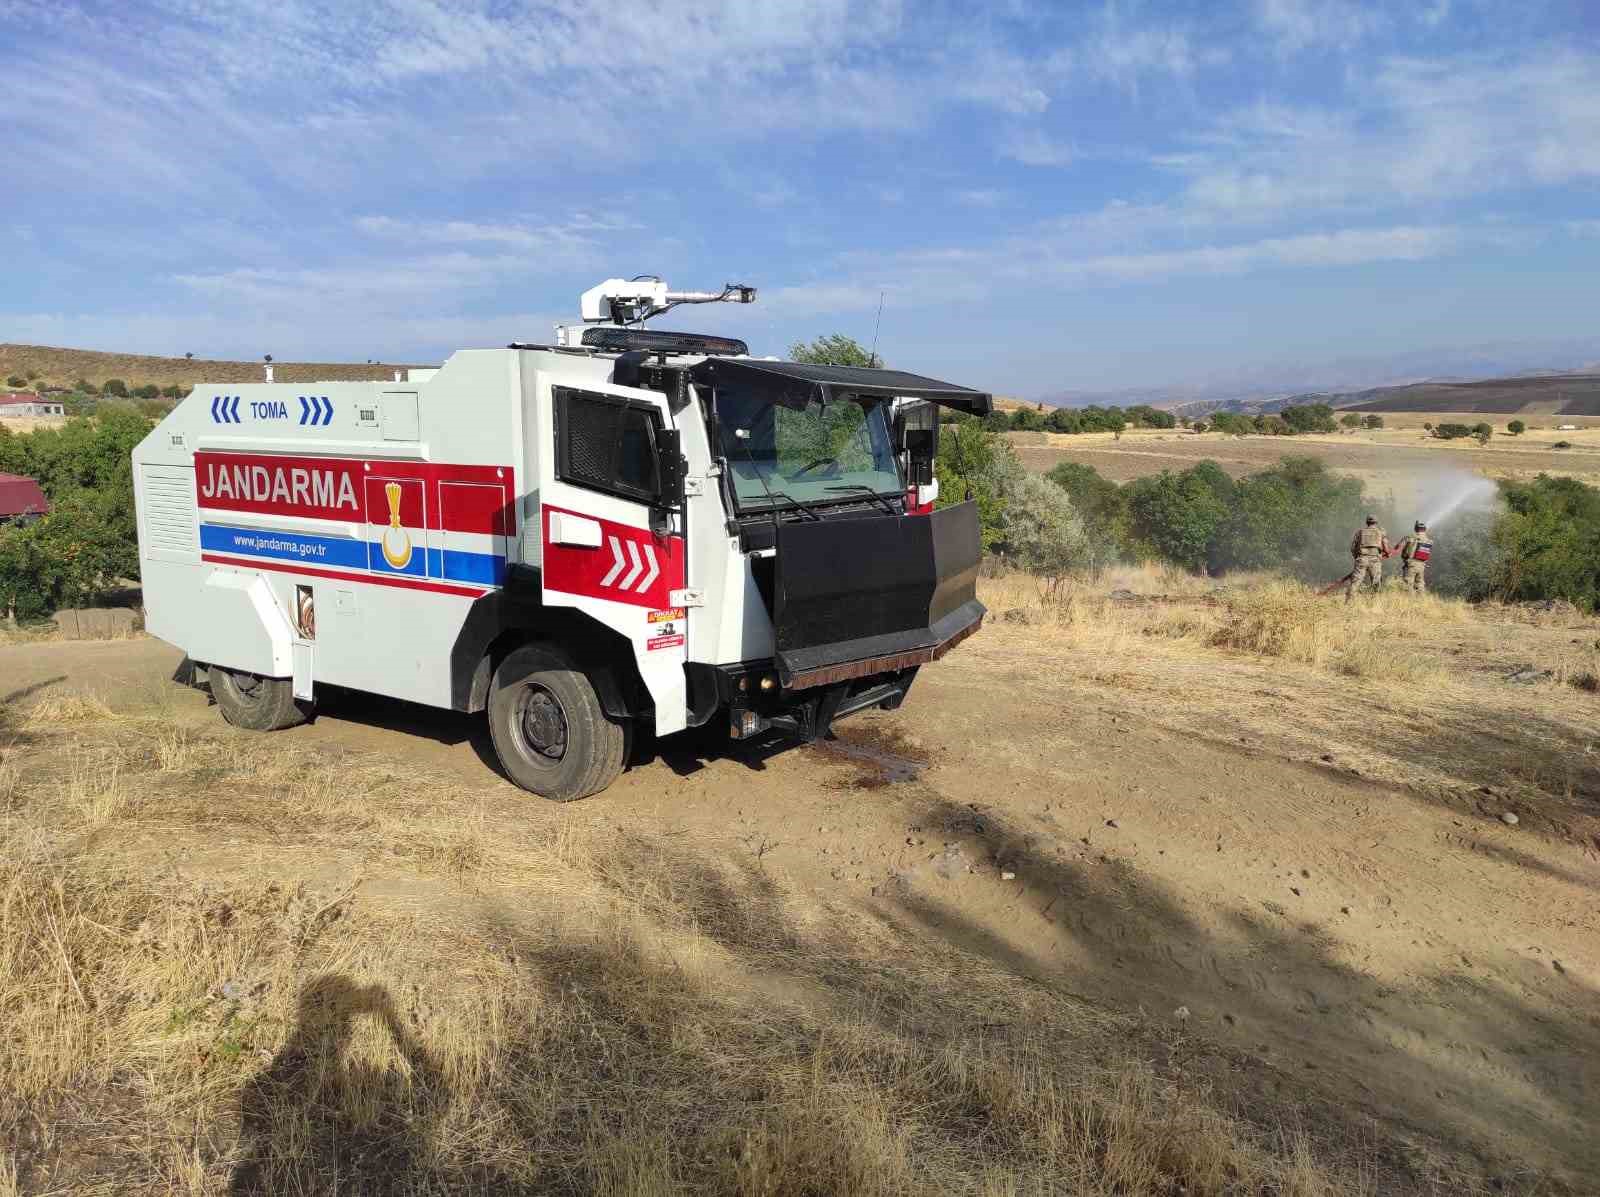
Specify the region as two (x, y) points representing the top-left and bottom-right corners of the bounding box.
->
(3, 576), (1596, 1193)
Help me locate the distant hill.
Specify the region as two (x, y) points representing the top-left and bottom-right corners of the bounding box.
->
(0, 343), (428, 392)
(1342, 373), (1600, 415)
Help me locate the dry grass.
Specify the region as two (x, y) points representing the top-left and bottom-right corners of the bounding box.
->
(983, 569), (1470, 688)
(0, 690), (1369, 1195)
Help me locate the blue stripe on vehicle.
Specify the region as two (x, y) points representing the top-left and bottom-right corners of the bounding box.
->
(428, 546), (506, 585)
(367, 539), (428, 577)
(199, 523), (368, 569)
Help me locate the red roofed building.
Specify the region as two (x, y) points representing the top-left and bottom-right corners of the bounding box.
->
(0, 473), (50, 522)
(1, 393), (66, 417)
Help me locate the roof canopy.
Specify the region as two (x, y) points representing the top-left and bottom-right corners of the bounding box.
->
(689, 358), (992, 416)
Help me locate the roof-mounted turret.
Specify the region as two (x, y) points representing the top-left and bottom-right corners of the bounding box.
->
(555, 275), (755, 348)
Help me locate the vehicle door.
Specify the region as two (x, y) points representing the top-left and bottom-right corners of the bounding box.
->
(538, 381), (689, 736)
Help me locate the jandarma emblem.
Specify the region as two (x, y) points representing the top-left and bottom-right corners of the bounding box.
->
(381, 481), (412, 568)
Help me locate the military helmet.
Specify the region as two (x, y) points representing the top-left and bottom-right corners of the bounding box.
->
(1365, 514), (1377, 525)
(1415, 520), (1426, 531)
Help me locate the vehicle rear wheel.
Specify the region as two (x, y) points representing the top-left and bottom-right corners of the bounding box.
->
(210, 667), (310, 731)
(487, 644), (628, 801)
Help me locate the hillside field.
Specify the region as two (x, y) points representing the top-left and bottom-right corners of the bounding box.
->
(1011, 418), (1600, 503)
(0, 343), (427, 392)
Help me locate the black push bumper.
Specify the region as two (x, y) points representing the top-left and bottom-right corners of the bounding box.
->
(772, 501), (985, 690)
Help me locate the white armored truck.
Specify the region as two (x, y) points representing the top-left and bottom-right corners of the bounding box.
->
(132, 279), (990, 799)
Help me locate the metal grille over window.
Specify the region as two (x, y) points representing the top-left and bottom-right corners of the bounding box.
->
(554, 387), (663, 503)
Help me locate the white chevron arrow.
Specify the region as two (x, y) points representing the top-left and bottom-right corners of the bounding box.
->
(599, 536), (625, 587)
(619, 539), (644, 589)
(636, 543), (659, 592)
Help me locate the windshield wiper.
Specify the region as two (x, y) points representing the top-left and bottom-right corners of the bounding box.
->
(746, 487), (821, 520)
(823, 484), (897, 515)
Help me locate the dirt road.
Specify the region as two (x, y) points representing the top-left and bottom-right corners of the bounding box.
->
(3, 628), (1595, 1185)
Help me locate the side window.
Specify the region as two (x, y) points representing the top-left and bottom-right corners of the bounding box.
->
(554, 387), (663, 503)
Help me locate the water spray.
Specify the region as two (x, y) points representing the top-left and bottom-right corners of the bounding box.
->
(1420, 475), (1499, 530)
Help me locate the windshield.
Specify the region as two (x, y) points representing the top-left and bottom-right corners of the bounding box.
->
(716, 390), (903, 510)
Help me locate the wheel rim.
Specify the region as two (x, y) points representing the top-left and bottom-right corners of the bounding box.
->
(515, 684), (568, 762)
(227, 670), (266, 706)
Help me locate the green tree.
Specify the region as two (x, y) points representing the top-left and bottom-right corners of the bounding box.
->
(1010, 407), (1046, 432)
(1045, 407), (1081, 434)
(102, 378), (129, 398)
(1507, 419), (1526, 436)
(1361, 414), (1384, 430)
(1124, 467), (1231, 572)
(1434, 423), (1472, 440)
(1339, 413), (1361, 429)
(1280, 403), (1337, 434)
(981, 409), (1011, 432)
(1046, 461), (1127, 554)
(934, 421), (1022, 550)
(1472, 422), (1493, 446)
(787, 333), (882, 369)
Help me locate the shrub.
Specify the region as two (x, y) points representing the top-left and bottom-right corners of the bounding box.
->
(1553, 440), (1572, 450)
(5, 375), (24, 388)
(102, 378), (129, 398)
(1507, 419), (1525, 436)
(1255, 415), (1290, 436)
(75, 378), (99, 396)
(1472, 422), (1493, 445)
(133, 383), (161, 400)
(1433, 423), (1472, 440)
(1190, 420), (1208, 434)
(1361, 415), (1384, 430)
(1000, 474), (1095, 596)
(1010, 408), (1046, 432)
(1339, 413), (1361, 429)
(981, 410), (1011, 432)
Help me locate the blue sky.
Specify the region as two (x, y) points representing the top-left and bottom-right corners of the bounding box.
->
(4, 0), (1599, 398)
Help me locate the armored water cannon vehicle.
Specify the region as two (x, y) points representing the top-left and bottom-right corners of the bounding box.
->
(132, 277), (990, 800)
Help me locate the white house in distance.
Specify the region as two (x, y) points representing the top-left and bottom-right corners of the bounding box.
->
(0, 392), (66, 418)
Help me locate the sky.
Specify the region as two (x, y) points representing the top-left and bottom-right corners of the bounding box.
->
(3, 0), (1600, 399)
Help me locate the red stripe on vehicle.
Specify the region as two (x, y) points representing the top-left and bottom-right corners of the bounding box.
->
(541, 504), (683, 610)
(201, 553), (491, 597)
(194, 452), (514, 533)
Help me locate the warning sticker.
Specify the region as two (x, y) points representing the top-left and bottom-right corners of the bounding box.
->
(646, 633), (685, 651)
(648, 606), (686, 623)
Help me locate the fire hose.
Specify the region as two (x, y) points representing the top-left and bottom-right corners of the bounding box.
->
(1318, 547), (1396, 597)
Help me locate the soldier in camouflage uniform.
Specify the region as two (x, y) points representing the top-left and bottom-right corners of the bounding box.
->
(1397, 521), (1433, 592)
(1345, 515), (1390, 601)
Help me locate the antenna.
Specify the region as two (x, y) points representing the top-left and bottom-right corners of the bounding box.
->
(870, 290), (885, 368)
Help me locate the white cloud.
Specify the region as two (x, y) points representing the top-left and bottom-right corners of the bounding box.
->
(1255, 0), (1384, 53)
(1001, 130), (1075, 167)
(1162, 50), (1600, 221)
(953, 189), (1008, 208)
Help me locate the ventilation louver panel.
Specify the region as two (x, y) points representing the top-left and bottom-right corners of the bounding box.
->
(141, 465), (198, 558)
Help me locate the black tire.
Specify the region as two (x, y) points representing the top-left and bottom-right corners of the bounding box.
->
(487, 643), (628, 801)
(210, 666), (310, 731)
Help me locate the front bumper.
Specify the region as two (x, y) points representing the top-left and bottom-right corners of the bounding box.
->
(776, 597), (985, 690)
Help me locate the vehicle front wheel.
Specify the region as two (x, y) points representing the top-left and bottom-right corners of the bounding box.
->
(210, 667), (310, 731)
(487, 644), (628, 801)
